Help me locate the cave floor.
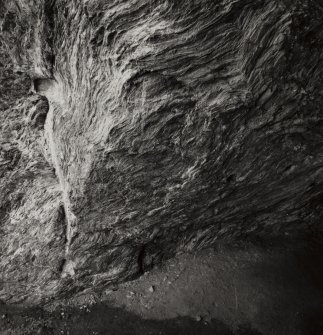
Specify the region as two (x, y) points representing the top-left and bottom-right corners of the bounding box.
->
(1, 236), (322, 335)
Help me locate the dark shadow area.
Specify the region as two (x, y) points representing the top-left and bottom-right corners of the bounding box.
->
(241, 236), (323, 335)
(0, 235), (322, 335)
(0, 304), (261, 335)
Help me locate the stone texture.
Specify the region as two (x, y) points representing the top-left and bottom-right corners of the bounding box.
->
(0, 0), (323, 303)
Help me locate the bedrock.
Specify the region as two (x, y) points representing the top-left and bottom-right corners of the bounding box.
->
(0, 0), (322, 303)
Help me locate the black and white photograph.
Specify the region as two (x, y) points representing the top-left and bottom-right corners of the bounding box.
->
(0, 0), (322, 334)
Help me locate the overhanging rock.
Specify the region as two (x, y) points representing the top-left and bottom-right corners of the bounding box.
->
(0, 0), (322, 304)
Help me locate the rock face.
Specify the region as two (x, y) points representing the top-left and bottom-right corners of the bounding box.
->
(0, 0), (323, 303)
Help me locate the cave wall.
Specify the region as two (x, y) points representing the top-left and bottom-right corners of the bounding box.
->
(0, 0), (323, 303)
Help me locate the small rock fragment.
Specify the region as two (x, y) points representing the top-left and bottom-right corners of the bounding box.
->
(195, 315), (202, 322)
(126, 291), (135, 299)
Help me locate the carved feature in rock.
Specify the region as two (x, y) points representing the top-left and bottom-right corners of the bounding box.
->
(0, 0), (322, 303)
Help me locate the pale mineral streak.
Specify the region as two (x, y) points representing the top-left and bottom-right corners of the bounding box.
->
(0, 0), (322, 303)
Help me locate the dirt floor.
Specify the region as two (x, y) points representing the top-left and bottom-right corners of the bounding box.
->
(0, 236), (323, 335)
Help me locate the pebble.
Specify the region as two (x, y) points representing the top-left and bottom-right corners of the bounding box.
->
(126, 291), (135, 299)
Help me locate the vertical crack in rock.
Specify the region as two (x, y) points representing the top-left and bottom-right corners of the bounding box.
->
(137, 245), (147, 275)
(55, 204), (67, 274)
(39, 79), (77, 278)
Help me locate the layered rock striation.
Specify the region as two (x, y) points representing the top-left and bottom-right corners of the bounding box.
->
(0, 0), (323, 303)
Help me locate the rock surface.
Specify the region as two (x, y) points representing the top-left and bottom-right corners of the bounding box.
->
(0, 0), (323, 303)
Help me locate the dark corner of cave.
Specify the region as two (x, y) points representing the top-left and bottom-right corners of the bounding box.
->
(0, 0), (322, 334)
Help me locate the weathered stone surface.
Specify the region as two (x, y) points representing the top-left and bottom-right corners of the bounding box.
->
(0, 0), (323, 303)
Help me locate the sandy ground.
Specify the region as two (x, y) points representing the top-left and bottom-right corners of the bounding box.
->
(0, 236), (322, 335)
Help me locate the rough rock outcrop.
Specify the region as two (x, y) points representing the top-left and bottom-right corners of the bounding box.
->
(0, 0), (323, 303)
